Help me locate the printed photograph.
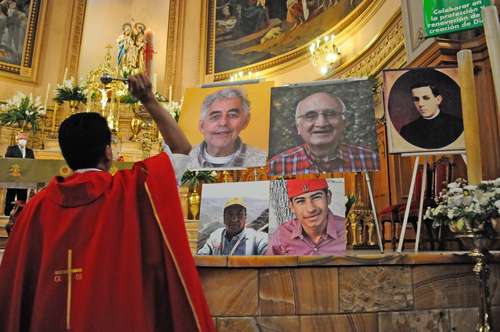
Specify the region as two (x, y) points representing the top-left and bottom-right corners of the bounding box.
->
(179, 81), (273, 169)
(383, 67), (465, 153)
(267, 178), (346, 255)
(197, 181), (270, 256)
(268, 79), (380, 176)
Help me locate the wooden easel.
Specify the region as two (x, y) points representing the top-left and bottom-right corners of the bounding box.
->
(396, 151), (465, 253)
(363, 172), (384, 253)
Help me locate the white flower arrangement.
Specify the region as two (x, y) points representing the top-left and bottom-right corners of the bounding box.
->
(54, 78), (87, 104)
(0, 92), (46, 132)
(425, 178), (500, 233)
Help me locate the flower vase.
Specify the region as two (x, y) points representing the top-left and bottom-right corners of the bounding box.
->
(178, 186), (189, 219)
(449, 220), (500, 332)
(188, 189), (201, 220)
(67, 100), (80, 114)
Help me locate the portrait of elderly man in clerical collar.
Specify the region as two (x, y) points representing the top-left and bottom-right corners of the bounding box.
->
(179, 83), (271, 169)
(268, 80), (380, 176)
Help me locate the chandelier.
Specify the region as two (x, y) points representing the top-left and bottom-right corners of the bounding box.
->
(309, 34), (341, 76)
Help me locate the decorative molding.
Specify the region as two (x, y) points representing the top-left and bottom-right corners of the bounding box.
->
(335, 10), (405, 79)
(202, 0), (385, 82)
(65, 0), (87, 78)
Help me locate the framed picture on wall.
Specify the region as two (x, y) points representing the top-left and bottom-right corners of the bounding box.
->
(0, 0), (47, 82)
(201, 0), (372, 82)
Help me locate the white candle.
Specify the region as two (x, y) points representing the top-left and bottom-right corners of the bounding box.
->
(44, 83), (51, 110)
(169, 85), (172, 101)
(63, 67), (68, 82)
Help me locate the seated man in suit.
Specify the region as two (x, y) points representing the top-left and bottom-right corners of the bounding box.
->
(4, 132), (34, 216)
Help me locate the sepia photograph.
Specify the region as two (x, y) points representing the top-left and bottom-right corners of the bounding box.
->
(383, 67), (465, 153)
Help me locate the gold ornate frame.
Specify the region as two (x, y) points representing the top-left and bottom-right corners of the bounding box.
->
(200, 0), (384, 82)
(0, 0), (48, 82)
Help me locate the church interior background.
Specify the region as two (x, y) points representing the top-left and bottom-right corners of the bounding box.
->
(0, 0), (500, 330)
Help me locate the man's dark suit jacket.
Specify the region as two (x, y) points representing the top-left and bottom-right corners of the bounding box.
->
(5, 145), (35, 159)
(399, 112), (463, 149)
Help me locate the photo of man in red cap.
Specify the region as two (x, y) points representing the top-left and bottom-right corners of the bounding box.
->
(266, 179), (346, 255)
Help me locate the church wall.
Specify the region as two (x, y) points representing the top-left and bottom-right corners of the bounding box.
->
(78, 0), (170, 94)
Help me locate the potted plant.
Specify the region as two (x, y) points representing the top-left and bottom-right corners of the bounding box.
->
(180, 170), (217, 220)
(0, 92), (46, 133)
(425, 177), (500, 332)
(54, 79), (87, 113)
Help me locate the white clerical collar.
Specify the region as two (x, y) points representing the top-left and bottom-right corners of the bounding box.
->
(423, 109), (440, 120)
(75, 168), (103, 173)
(203, 147), (235, 165)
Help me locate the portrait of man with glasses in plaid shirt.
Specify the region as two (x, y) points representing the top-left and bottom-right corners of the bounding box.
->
(268, 82), (379, 176)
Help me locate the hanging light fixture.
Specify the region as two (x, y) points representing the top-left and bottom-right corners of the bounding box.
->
(309, 34), (341, 76)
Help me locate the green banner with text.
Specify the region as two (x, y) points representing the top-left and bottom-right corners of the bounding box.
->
(423, 0), (491, 37)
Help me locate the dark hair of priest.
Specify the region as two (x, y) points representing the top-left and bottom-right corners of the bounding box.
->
(410, 81), (440, 97)
(58, 112), (112, 170)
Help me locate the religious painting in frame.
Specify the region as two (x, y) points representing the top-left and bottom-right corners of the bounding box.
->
(202, 0), (372, 81)
(383, 67), (465, 154)
(0, 0), (47, 82)
(197, 181), (270, 256)
(178, 81), (273, 170)
(267, 79), (380, 176)
(267, 178), (346, 255)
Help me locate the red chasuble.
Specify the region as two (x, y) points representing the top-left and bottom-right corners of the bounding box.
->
(0, 153), (215, 332)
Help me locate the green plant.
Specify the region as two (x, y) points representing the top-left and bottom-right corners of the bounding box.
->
(0, 92), (46, 132)
(181, 170), (217, 189)
(54, 79), (87, 104)
(345, 194), (357, 217)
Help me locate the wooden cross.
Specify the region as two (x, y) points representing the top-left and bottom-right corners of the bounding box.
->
(53, 249), (83, 331)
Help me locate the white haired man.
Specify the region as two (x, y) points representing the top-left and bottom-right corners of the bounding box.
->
(188, 88), (267, 168)
(268, 92), (379, 176)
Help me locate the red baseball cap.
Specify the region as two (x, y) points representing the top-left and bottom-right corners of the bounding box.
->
(286, 179), (328, 199)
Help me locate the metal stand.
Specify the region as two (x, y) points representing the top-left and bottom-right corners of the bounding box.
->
(470, 249), (493, 332)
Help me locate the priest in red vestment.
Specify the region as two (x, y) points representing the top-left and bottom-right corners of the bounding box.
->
(0, 74), (216, 332)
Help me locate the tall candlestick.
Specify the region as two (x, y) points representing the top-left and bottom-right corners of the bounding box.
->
(144, 29), (154, 77)
(63, 67), (68, 82)
(44, 83), (51, 110)
(51, 102), (59, 133)
(457, 50), (483, 185)
(169, 85), (172, 101)
(481, 5), (500, 118)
